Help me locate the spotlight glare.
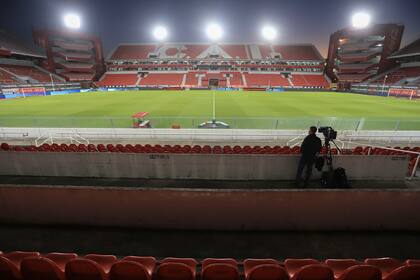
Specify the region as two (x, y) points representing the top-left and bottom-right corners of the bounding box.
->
(153, 26), (168, 41)
(64, 14), (81, 29)
(352, 12), (371, 29)
(206, 23), (223, 41)
(262, 25), (277, 41)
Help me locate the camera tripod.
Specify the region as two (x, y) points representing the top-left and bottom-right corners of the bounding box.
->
(321, 138), (343, 187)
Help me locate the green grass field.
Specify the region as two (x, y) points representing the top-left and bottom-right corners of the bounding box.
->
(0, 90), (419, 130)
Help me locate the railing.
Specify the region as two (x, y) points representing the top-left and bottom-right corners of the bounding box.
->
(1, 116), (420, 130)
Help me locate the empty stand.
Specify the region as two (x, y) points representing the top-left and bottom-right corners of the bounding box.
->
(110, 45), (156, 60)
(244, 73), (290, 87)
(139, 73), (184, 86)
(97, 73), (138, 87)
(0, 65), (60, 83)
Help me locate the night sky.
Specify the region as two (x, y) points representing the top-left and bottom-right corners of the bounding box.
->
(1, 0), (420, 57)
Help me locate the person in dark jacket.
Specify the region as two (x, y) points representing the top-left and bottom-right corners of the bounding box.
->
(296, 126), (322, 187)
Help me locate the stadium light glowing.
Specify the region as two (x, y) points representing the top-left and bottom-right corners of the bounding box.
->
(206, 23), (223, 41)
(352, 12), (371, 29)
(153, 26), (168, 41)
(261, 25), (277, 41)
(64, 14), (81, 29)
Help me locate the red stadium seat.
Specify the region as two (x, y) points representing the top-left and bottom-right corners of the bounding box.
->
(364, 258), (402, 279)
(45, 253), (78, 272)
(65, 258), (107, 280)
(85, 254), (117, 274)
(213, 146), (222, 154)
(156, 257), (197, 280)
(383, 264), (420, 280)
(290, 264), (334, 280)
(243, 259), (288, 280)
(1, 143), (10, 151)
(336, 265), (381, 280)
(21, 256), (65, 280)
(0, 256), (22, 280)
(325, 259), (362, 278)
(406, 260), (420, 265)
(122, 256), (156, 277)
(285, 259), (320, 278)
(4, 251), (41, 267)
(110, 258), (155, 280)
(201, 258), (240, 280)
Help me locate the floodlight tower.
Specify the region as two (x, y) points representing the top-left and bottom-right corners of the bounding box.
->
(261, 25), (277, 41)
(352, 12), (371, 29)
(63, 14), (81, 29)
(153, 26), (168, 41)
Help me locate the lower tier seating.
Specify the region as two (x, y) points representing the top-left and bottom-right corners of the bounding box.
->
(243, 73), (290, 87)
(139, 73), (184, 86)
(1, 251), (419, 280)
(0, 64), (61, 83)
(96, 73), (138, 87)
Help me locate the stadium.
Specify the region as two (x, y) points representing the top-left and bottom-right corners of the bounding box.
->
(1, 0), (420, 279)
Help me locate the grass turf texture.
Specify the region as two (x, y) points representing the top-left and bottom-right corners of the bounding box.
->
(0, 90), (419, 130)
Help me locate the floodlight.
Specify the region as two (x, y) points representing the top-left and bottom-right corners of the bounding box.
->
(64, 14), (81, 29)
(206, 23), (223, 41)
(153, 26), (168, 41)
(261, 25), (277, 41)
(352, 12), (370, 29)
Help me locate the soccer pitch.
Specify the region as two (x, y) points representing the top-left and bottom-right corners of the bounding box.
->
(0, 90), (419, 130)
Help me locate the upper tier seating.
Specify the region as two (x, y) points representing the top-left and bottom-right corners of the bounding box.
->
(110, 45), (157, 60)
(2, 251), (420, 280)
(0, 64), (61, 83)
(139, 73), (184, 86)
(273, 45), (322, 60)
(97, 73), (138, 87)
(244, 73), (290, 87)
(220, 44), (249, 59)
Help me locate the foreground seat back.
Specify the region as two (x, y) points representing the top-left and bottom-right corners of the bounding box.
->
(325, 259), (361, 279)
(405, 260), (420, 266)
(365, 258), (402, 278)
(384, 264), (420, 280)
(21, 256), (64, 280)
(0, 256), (21, 280)
(285, 259), (319, 278)
(156, 258), (197, 280)
(202, 258), (240, 280)
(337, 265), (381, 280)
(65, 259), (107, 280)
(109, 261), (150, 280)
(122, 256), (156, 277)
(85, 254), (117, 274)
(244, 259), (288, 280)
(291, 264), (333, 280)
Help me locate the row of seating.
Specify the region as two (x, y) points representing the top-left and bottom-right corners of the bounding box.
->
(0, 64), (61, 83)
(1, 251), (419, 280)
(109, 44), (323, 61)
(1, 143), (418, 156)
(96, 71), (329, 88)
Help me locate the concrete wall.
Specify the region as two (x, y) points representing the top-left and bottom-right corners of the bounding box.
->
(1, 185), (420, 230)
(0, 152), (409, 180)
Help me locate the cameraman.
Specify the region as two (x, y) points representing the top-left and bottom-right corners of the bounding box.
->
(296, 126), (322, 187)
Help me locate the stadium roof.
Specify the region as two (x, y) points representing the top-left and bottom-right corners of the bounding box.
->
(389, 37), (420, 59)
(0, 30), (46, 58)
